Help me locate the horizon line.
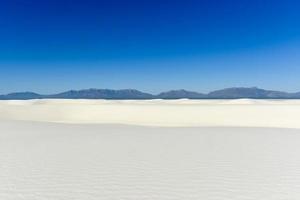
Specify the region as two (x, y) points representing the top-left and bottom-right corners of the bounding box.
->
(1, 86), (299, 96)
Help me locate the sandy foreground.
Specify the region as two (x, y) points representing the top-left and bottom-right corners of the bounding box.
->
(1, 99), (300, 199)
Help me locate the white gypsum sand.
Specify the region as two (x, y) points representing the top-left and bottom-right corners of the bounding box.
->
(1, 99), (300, 199)
(1, 99), (300, 128)
(1, 121), (300, 199)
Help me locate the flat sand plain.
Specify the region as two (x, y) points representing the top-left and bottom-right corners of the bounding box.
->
(1, 99), (300, 128)
(1, 99), (300, 199)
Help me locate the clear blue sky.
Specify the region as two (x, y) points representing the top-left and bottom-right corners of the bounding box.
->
(0, 0), (300, 94)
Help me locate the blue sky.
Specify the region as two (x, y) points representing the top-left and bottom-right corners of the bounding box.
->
(0, 0), (300, 94)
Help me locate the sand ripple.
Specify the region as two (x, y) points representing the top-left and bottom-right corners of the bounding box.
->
(1, 121), (300, 199)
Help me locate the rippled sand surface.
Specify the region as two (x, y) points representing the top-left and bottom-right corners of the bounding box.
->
(1, 121), (300, 200)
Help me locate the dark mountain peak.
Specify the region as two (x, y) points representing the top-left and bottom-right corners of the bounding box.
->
(50, 88), (153, 99)
(208, 87), (290, 99)
(157, 89), (204, 99)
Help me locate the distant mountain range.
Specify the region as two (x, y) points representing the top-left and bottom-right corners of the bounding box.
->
(1, 87), (300, 100)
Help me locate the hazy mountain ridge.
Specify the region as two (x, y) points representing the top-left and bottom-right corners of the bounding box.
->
(1, 87), (300, 100)
(0, 92), (43, 100)
(48, 89), (154, 99)
(207, 87), (292, 98)
(157, 89), (205, 99)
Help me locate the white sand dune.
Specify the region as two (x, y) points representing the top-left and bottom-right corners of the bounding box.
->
(1, 99), (300, 128)
(1, 99), (300, 199)
(1, 121), (300, 199)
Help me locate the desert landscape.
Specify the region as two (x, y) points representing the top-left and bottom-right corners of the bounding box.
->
(1, 99), (300, 199)
(1, 0), (299, 199)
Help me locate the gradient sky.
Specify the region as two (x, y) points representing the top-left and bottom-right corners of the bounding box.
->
(0, 0), (300, 94)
